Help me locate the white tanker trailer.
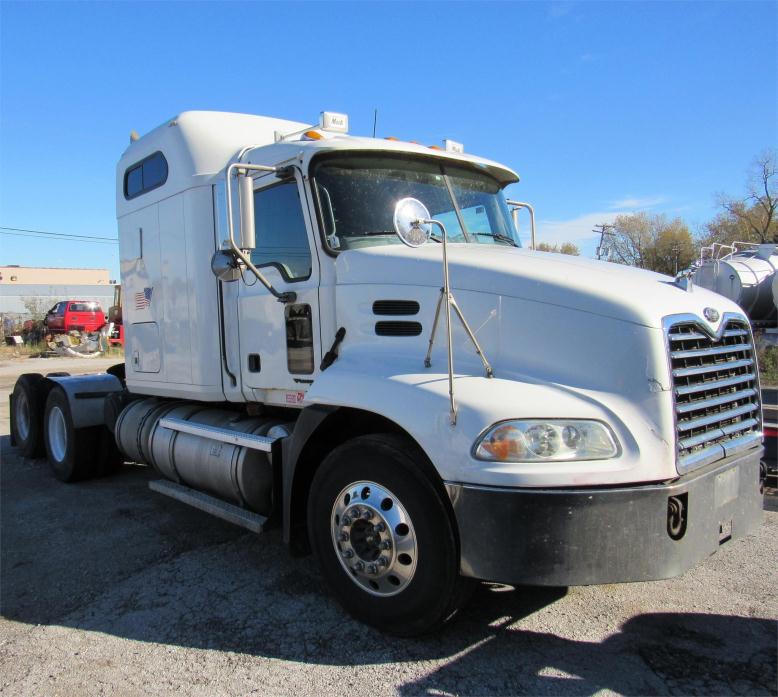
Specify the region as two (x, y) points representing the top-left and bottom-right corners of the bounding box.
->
(693, 243), (778, 327)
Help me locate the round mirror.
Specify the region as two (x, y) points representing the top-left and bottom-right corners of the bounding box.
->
(211, 250), (241, 282)
(393, 197), (432, 247)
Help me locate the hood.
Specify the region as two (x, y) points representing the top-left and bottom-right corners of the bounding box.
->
(334, 244), (744, 330)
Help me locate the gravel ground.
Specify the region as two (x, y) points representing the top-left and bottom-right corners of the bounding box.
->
(1, 357), (776, 696)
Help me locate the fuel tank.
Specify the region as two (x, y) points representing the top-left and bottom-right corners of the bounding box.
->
(115, 399), (288, 515)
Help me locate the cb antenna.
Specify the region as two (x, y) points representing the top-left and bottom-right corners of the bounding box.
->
(372, 108), (378, 138)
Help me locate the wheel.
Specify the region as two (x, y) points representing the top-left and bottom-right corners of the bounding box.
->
(11, 374), (45, 458)
(43, 387), (100, 482)
(308, 433), (472, 636)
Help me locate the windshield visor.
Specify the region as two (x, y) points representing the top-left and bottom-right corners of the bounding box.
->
(312, 154), (520, 251)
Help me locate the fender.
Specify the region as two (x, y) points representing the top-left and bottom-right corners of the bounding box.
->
(43, 373), (123, 428)
(281, 403), (338, 545)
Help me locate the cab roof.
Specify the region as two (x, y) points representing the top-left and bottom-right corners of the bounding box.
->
(117, 111), (519, 215)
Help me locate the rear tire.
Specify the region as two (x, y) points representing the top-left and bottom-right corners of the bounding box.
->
(11, 374), (45, 458)
(43, 387), (101, 482)
(308, 433), (472, 636)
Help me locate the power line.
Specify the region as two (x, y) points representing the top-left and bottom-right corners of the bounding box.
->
(0, 226), (118, 244)
(0, 230), (118, 245)
(0, 225), (117, 240)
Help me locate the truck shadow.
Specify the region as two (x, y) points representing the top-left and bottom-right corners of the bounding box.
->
(1, 435), (776, 694)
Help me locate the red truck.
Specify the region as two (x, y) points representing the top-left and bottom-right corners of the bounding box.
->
(44, 301), (106, 334)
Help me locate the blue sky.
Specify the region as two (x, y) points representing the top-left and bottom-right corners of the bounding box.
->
(1, 1), (776, 278)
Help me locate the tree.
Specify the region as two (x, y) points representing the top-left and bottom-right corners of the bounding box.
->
(702, 149), (778, 246)
(608, 212), (695, 275)
(536, 241), (580, 256)
(21, 296), (48, 320)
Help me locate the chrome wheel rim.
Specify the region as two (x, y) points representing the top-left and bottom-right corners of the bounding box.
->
(331, 480), (418, 597)
(15, 390), (31, 441)
(48, 406), (67, 463)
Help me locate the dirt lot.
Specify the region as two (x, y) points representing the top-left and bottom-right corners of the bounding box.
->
(1, 357), (776, 696)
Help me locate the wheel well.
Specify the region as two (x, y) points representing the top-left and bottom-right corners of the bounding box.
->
(287, 407), (455, 555)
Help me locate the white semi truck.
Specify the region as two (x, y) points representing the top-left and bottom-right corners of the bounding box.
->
(10, 111), (765, 635)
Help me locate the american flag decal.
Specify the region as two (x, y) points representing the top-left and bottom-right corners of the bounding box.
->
(135, 287), (153, 310)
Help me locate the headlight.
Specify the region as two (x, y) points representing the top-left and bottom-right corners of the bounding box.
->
(473, 420), (619, 462)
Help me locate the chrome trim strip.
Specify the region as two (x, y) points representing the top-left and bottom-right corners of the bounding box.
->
(670, 342), (752, 359)
(679, 444), (725, 473)
(661, 312), (752, 341)
(158, 417), (276, 452)
(678, 418), (759, 450)
(675, 388), (757, 414)
(722, 431), (763, 457)
(668, 328), (748, 341)
(677, 402), (758, 432)
(672, 358), (752, 378)
(674, 372), (755, 396)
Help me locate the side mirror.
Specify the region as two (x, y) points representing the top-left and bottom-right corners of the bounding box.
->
(238, 174), (256, 251)
(393, 197), (432, 247)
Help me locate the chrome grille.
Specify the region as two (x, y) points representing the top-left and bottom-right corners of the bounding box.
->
(668, 319), (762, 473)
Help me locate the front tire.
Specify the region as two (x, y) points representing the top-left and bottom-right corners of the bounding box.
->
(308, 433), (472, 636)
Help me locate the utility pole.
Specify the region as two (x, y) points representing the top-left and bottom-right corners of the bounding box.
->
(593, 224), (616, 261)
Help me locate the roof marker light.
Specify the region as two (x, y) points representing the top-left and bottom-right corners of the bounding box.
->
(385, 136), (399, 141)
(443, 139), (464, 153)
(302, 130), (324, 140)
(320, 111), (349, 133)
(428, 145), (442, 150)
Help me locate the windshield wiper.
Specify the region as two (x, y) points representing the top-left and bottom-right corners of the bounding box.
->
(470, 232), (519, 247)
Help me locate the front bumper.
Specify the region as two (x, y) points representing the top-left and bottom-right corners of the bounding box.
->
(446, 448), (764, 586)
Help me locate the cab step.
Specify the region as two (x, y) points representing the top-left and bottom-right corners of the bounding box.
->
(149, 479), (269, 533)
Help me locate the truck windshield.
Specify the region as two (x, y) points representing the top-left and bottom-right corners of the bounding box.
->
(312, 154), (520, 251)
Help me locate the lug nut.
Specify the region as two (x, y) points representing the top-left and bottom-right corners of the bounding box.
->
(367, 564), (377, 575)
(354, 561), (365, 572)
(350, 507), (361, 518)
(362, 510), (373, 521)
(379, 540), (392, 550)
(342, 549), (354, 559)
(373, 522), (386, 533)
(338, 532), (350, 542)
(341, 515), (352, 526)
(377, 557), (388, 568)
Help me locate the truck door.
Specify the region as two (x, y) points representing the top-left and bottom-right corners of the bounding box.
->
(46, 302), (65, 332)
(237, 173), (321, 405)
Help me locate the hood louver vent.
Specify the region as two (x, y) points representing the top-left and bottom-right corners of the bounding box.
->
(375, 321), (423, 337)
(372, 300), (420, 316)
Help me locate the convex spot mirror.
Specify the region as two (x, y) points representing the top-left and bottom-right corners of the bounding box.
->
(393, 197), (432, 247)
(211, 250), (241, 282)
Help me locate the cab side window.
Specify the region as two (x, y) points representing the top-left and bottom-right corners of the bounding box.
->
(250, 181), (312, 282)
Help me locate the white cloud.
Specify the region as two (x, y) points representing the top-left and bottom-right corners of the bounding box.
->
(535, 211), (623, 246)
(609, 195), (666, 210)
